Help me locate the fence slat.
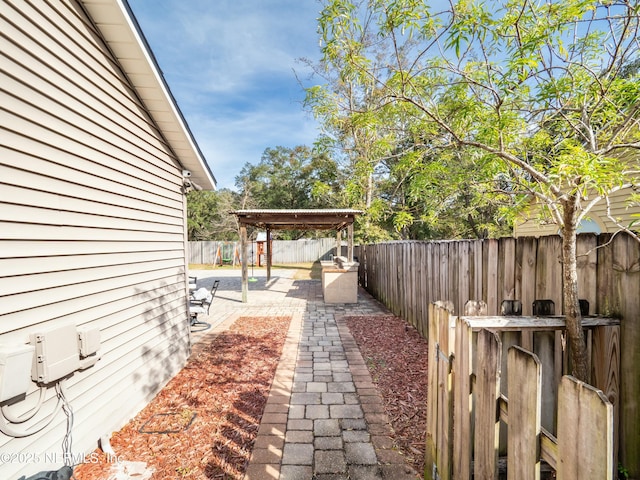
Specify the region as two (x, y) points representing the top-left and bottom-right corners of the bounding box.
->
(453, 316), (473, 480)
(557, 376), (613, 480)
(507, 346), (542, 480)
(425, 303), (440, 480)
(592, 324), (620, 463)
(576, 234), (598, 308)
(436, 305), (453, 479)
(440, 243), (449, 311)
(500, 237), (516, 305)
(474, 329), (501, 479)
(486, 239), (499, 315)
(450, 242), (460, 314)
(460, 241), (470, 315)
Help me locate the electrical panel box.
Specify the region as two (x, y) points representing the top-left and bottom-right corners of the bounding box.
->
(30, 324), (80, 384)
(0, 344), (35, 402)
(78, 327), (101, 357)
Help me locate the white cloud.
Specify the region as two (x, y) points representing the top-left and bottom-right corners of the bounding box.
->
(190, 108), (320, 190)
(145, 0), (321, 94)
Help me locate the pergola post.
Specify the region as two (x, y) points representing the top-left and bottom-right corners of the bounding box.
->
(336, 229), (341, 258)
(240, 224), (248, 303)
(348, 223), (354, 262)
(266, 226), (272, 282)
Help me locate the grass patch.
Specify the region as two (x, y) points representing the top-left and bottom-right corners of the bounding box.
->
(189, 264), (239, 270)
(274, 261), (322, 280)
(189, 261), (323, 280)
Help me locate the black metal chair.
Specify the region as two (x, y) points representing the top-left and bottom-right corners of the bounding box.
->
(188, 276), (198, 295)
(189, 280), (219, 332)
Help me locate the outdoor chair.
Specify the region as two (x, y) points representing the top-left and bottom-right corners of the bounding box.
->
(188, 276), (197, 294)
(189, 280), (219, 332)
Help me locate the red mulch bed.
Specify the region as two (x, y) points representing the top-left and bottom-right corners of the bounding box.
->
(74, 316), (291, 480)
(74, 313), (429, 479)
(345, 315), (429, 474)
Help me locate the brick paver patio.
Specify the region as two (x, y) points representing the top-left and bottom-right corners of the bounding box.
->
(190, 268), (419, 480)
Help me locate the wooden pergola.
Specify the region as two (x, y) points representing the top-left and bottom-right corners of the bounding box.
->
(232, 209), (362, 302)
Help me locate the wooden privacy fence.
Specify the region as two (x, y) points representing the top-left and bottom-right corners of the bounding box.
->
(355, 234), (639, 475)
(188, 238), (336, 265)
(356, 234), (634, 321)
(426, 303), (616, 479)
(188, 241), (240, 265)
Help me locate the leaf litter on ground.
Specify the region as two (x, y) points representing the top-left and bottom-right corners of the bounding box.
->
(345, 315), (428, 474)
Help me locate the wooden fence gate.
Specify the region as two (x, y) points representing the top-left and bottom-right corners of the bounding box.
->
(425, 303), (616, 479)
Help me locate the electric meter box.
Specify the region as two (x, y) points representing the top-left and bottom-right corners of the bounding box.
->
(30, 324), (80, 384)
(0, 344), (35, 402)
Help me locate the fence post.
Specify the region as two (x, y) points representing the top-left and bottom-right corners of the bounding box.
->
(474, 329), (501, 479)
(557, 376), (613, 480)
(507, 346), (541, 480)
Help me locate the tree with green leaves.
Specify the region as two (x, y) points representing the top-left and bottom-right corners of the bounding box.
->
(305, 8), (517, 242)
(186, 189), (241, 240)
(235, 145), (344, 238)
(315, 0), (640, 384)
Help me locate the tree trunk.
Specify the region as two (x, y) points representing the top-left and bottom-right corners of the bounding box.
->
(366, 170), (373, 209)
(562, 202), (589, 381)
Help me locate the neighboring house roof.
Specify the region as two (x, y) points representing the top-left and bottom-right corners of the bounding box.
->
(81, 0), (216, 190)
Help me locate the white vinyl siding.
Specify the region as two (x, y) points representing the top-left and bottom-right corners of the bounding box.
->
(0, 1), (192, 476)
(514, 187), (640, 237)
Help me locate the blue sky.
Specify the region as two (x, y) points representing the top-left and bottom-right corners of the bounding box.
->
(129, 0), (324, 190)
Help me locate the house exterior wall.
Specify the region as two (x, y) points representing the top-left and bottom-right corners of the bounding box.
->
(0, 1), (192, 476)
(514, 187), (639, 237)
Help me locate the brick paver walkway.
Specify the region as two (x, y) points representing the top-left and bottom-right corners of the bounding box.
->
(190, 268), (419, 480)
